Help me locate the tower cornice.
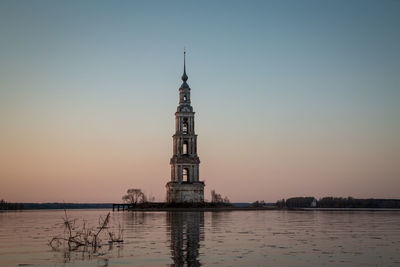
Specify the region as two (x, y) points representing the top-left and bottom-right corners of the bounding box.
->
(175, 111), (195, 116)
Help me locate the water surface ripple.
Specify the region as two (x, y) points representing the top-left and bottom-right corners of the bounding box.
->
(0, 209), (399, 266)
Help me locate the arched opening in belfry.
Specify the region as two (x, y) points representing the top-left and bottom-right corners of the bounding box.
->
(183, 95), (187, 101)
(183, 168), (189, 182)
(182, 118), (188, 134)
(183, 141), (188, 155)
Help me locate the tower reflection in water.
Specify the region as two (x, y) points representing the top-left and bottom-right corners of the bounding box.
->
(167, 212), (204, 267)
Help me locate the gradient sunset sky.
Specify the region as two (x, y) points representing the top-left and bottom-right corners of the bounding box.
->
(1, 0), (399, 203)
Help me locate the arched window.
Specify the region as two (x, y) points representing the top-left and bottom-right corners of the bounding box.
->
(183, 168), (189, 182)
(183, 141), (188, 155)
(182, 118), (188, 134)
(183, 95), (187, 101)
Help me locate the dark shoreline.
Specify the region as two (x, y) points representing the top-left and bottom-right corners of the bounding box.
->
(123, 207), (400, 212)
(2, 207), (400, 212)
(0, 203), (113, 210)
(126, 206), (276, 212)
(2, 198), (400, 211)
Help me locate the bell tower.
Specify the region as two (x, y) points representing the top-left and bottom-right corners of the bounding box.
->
(166, 51), (204, 203)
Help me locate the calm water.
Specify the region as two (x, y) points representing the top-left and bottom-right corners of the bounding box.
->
(0, 209), (400, 266)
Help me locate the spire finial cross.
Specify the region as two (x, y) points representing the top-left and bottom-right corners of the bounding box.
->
(182, 48), (188, 82)
(184, 47), (186, 74)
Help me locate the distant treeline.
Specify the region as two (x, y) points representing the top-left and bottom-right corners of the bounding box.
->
(0, 199), (24, 210)
(22, 203), (113, 209)
(276, 197), (400, 209)
(0, 201), (113, 210)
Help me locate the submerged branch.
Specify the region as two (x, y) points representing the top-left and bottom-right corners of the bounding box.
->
(49, 211), (123, 253)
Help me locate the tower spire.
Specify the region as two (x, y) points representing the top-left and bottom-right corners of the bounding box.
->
(182, 49), (188, 82)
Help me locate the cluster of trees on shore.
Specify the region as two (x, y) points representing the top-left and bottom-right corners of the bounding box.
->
(0, 199), (24, 210)
(210, 190), (230, 205)
(318, 197), (400, 208)
(276, 197), (400, 209)
(275, 197), (315, 208)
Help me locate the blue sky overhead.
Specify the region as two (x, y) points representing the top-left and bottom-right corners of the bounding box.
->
(0, 0), (399, 202)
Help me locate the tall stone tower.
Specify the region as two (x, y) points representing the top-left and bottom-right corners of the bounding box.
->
(166, 51), (204, 203)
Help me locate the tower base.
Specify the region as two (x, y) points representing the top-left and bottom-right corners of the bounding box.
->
(166, 181), (204, 203)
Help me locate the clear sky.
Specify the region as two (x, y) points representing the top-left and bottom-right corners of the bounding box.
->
(1, 0), (399, 203)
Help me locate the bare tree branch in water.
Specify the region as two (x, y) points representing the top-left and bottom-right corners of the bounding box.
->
(49, 210), (123, 253)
